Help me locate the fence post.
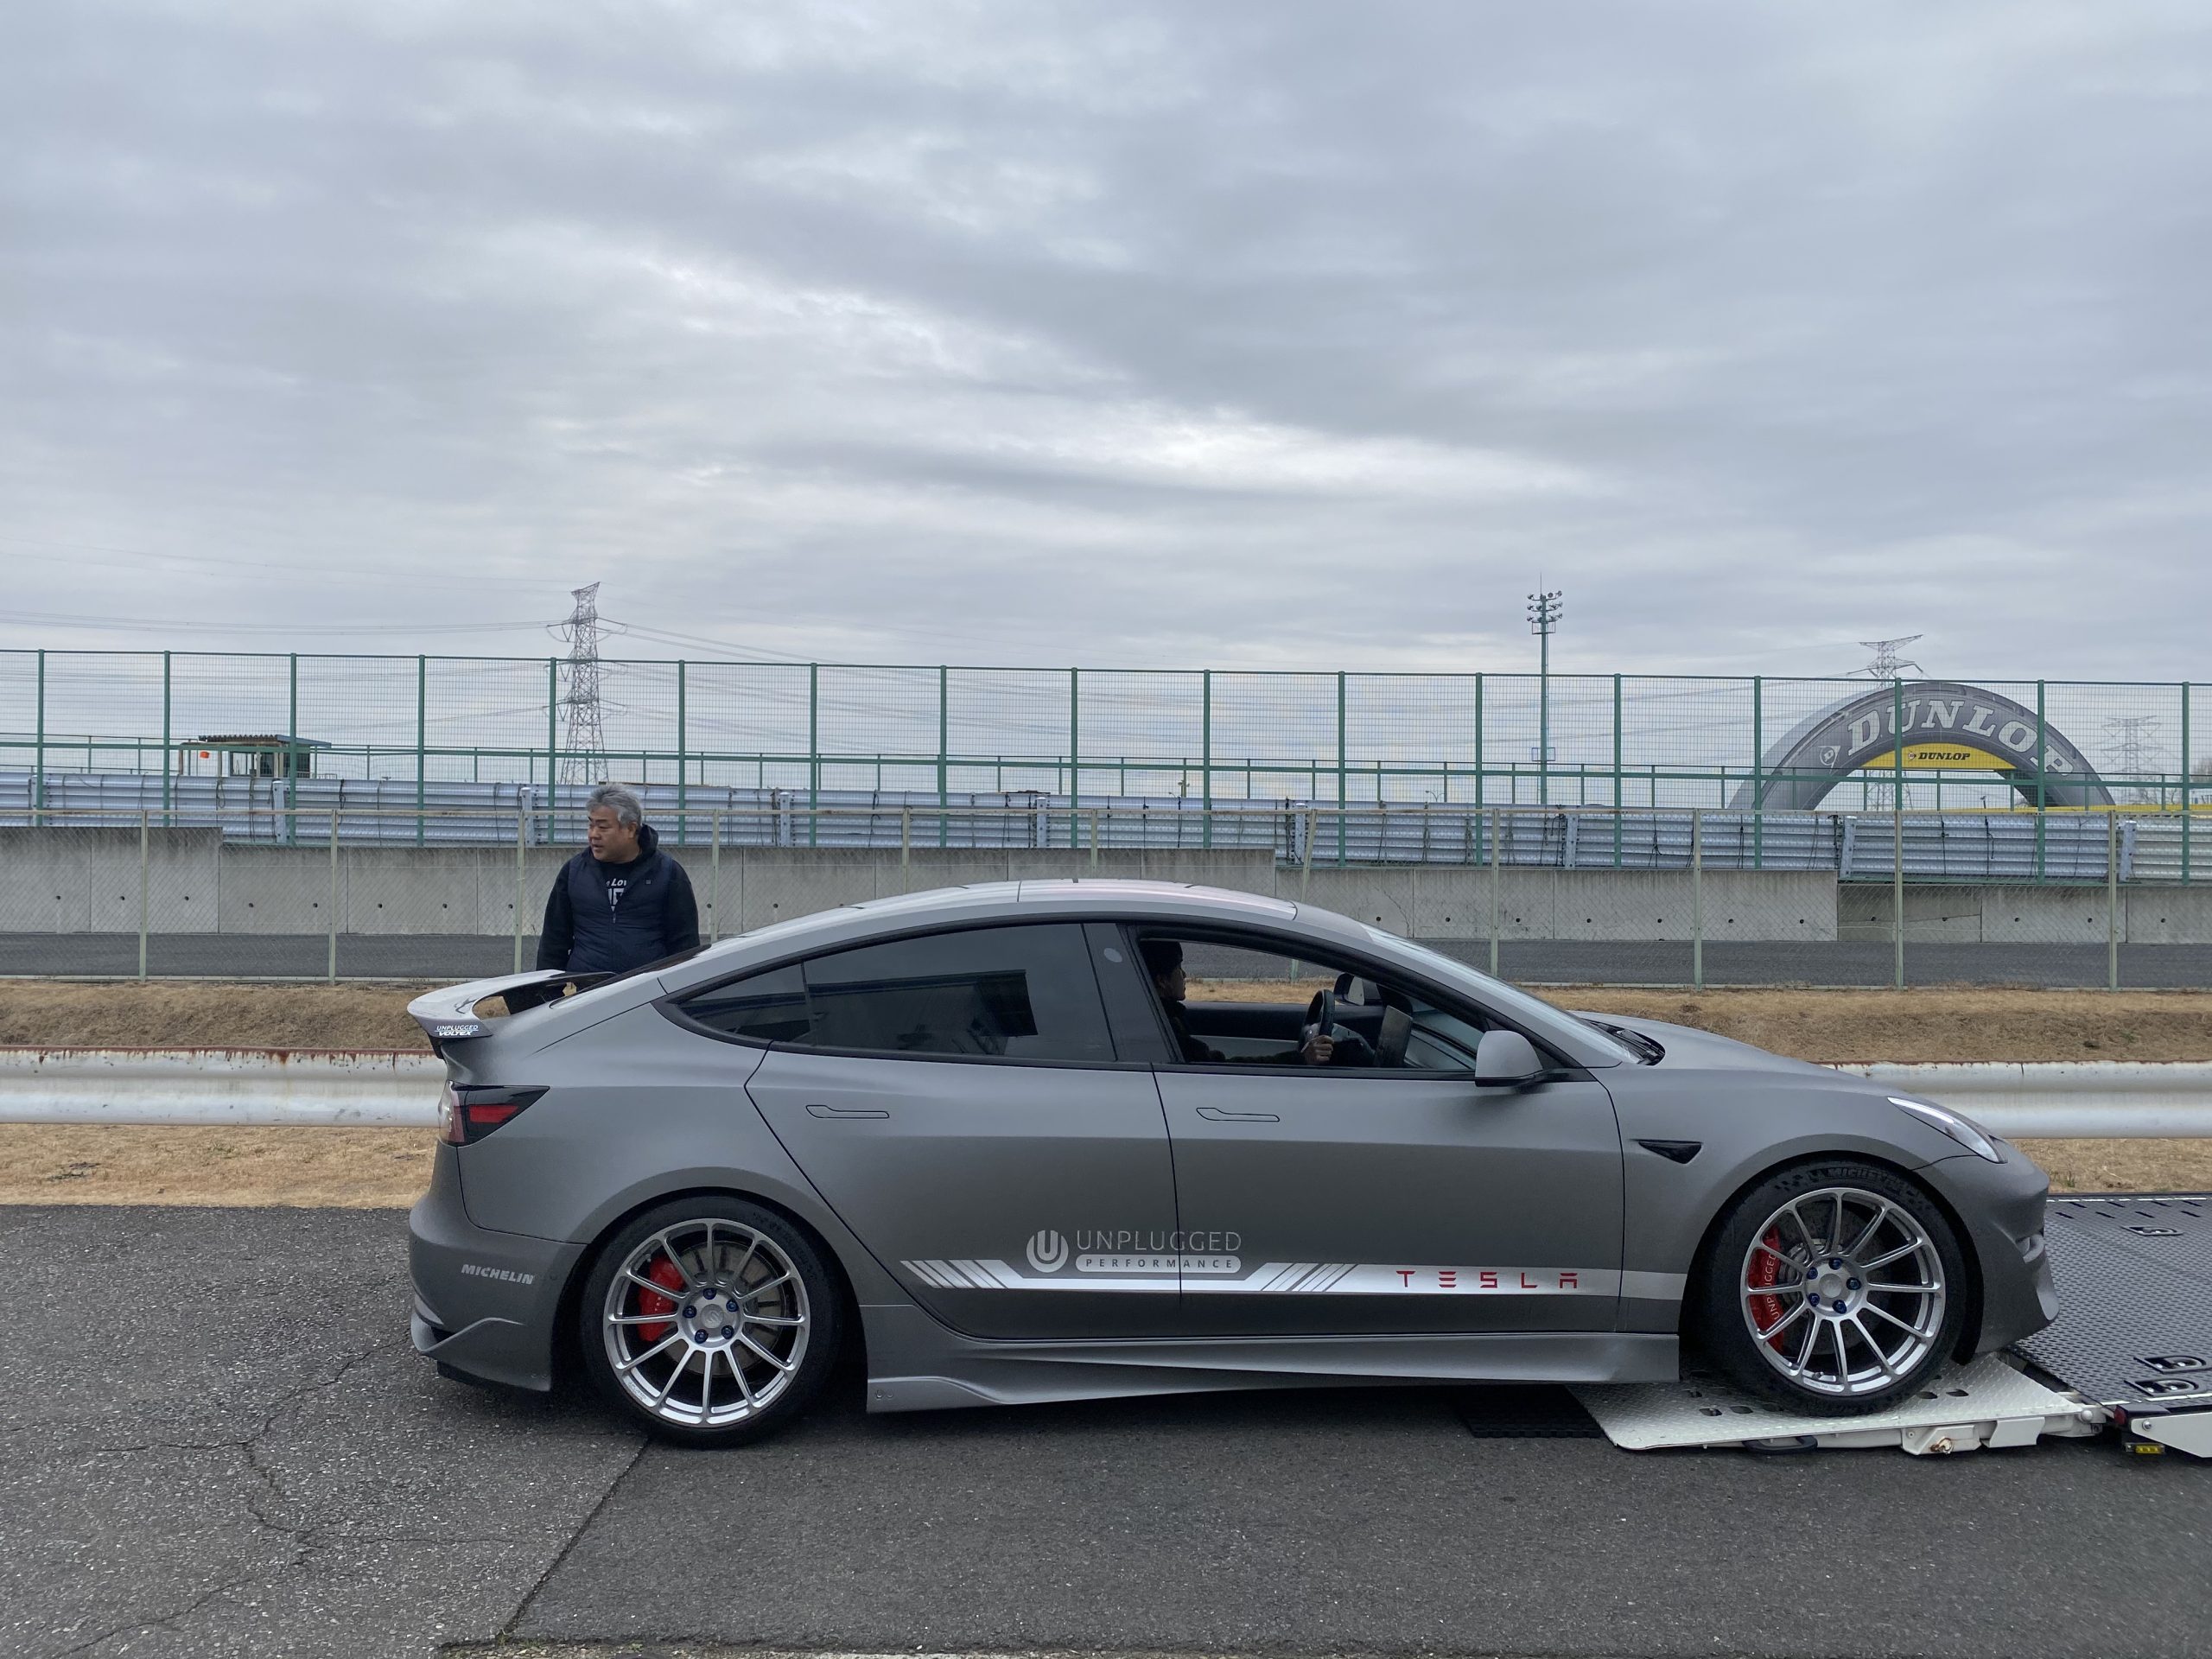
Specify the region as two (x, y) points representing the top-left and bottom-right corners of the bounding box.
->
(1892, 797), (1905, 992)
(899, 805), (912, 884)
(1090, 806), (1101, 868)
(327, 810), (340, 982)
(513, 807), (527, 973)
(161, 650), (172, 826)
(1611, 672), (1623, 868)
(1301, 805), (1319, 900)
(937, 664), (949, 849)
(1201, 669), (1212, 850)
(286, 652), (299, 847)
(2034, 679), (2048, 883)
(1068, 667), (1080, 849)
(1487, 805), (1502, 976)
(1335, 671), (1347, 867)
(1691, 807), (1704, 991)
(710, 811), (723, 940)
(2183, 682), (2194, 886)
(1473, 671), (1484, 815)
(1751, 673), (1764, 869)
(1892, 677), (1907, 992)
(415, 653), (427, 848)
(2108, 809), (2120, 993)
(32, 647), (44, 825)
(807, 662), (819, 849)
(546, 657), (559, 836)
(676, 659), (687, 846)
(137, 810), (149, 981)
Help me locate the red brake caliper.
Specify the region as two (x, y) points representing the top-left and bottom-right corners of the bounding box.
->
(634, 1255), (688, 1344)
(1748, 1227), (1788, 1350)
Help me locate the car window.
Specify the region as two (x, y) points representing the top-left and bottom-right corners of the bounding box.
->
(1133, 930), (1488, 1072)
(1365, 928), (1640, 1065)
(677, 963), (810, 1043)
(677, 924), (1114, 1064)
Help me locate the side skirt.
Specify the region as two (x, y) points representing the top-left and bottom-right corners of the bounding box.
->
(858, 1304), (1678, 1414)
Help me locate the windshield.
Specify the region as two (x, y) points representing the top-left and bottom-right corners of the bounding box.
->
(1363, 927), (1640, 1065)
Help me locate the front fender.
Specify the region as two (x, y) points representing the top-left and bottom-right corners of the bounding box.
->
(1603, 1069), (1971, 1332)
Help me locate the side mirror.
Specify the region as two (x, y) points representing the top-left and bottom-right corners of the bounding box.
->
(1475, 1028), (1546, 1086)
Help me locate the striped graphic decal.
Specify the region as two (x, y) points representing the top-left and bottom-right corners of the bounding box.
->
(900, 1260), (1688, 1300)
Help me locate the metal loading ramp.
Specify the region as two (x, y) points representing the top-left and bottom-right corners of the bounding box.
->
(1576, 1195), (2212, 1457)
(2013, 1193), (2212, 1456)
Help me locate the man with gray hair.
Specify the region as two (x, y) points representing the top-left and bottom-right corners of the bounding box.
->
(536, 783), (701, 975)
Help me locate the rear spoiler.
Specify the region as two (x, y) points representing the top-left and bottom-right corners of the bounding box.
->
(407, 968), (610, 1049)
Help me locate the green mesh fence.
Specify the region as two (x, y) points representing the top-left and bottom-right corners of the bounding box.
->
(2, 652), (2205, 831)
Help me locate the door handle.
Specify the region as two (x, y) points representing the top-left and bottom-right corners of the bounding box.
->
(805, 1103), (890, 1120)
(1196, 1106), (1279, 1122)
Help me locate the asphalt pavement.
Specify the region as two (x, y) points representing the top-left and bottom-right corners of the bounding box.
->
(4, 1205), (2209, 1659)
(7, 931), (2212, 988)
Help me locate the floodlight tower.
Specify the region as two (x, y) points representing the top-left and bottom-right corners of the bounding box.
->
(556, 582), (608, 785)
(1528, 588), (1563, 805)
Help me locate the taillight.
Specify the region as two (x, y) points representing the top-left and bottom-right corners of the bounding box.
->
(437, 1084), (546, 1146)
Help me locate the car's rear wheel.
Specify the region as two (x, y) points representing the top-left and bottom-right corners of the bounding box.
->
(1694, 1160), (1967, 1415)
(579, 1196), (840, 1446)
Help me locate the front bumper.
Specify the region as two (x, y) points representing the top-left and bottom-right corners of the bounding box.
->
(408, 1144), (582, 1393)
(1923, 1143), (2061, 1357)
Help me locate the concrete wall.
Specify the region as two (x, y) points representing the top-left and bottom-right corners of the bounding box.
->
(1839, 883), (2212, 944)
(1289, 866), (1835, 942)
(16, 829), (2212, 943)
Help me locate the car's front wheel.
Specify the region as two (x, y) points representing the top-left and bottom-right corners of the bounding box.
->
(1694, 1160), (1967, 1415)
(579, 1196), (841, 1445)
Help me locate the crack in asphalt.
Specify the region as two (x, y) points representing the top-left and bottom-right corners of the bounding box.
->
(497, 1431), (652, 1643)
(41, 1338), (396, 1659)
(29, 1332), (642, 1658)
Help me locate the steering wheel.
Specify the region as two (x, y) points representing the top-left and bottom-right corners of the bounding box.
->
(1303, 988), (1377, 1067)
(1306, 986), (1336, 1039)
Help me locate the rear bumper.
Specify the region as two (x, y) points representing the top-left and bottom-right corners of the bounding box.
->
(407, 1145), (581, 1393)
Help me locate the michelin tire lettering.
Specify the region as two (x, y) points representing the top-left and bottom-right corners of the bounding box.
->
(460, 1263), (537, 1286)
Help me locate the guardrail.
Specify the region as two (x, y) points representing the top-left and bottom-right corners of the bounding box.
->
(3, 1050), (2209, 1137)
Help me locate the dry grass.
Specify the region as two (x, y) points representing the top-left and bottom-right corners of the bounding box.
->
(0, 979), (435, 1051)
(1547, 987), (2212, 1065)
(2018, 1137), (2212, 1194)
(0, 1125), (435, 1208)
(1, 979), (2208, 1207)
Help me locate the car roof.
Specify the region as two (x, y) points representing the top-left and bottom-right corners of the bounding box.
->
(639, 879), (1624, 1068)
(682, 879), (1310, 968)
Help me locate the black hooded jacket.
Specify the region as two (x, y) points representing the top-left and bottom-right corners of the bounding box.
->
(535, 823), (700, 976)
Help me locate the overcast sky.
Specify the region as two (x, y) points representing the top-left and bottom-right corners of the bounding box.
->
(4, 1), (2209, 680)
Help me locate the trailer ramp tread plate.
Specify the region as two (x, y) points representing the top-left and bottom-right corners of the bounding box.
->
(1573, 1353), (2100, 1454)
(2012, 1194), (2212, 1452)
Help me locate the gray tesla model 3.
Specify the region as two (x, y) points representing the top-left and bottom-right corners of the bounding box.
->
(406, 880), (2056, 1445)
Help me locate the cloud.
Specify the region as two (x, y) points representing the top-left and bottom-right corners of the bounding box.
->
(1, 0), (2208, 686)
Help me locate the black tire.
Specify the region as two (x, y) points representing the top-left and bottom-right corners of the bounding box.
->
(578, 1195), (842, 1446)
(1692, 1159), (1968, 1416)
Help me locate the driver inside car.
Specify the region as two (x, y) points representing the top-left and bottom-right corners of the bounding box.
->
(1141, 938), (1353, 1065)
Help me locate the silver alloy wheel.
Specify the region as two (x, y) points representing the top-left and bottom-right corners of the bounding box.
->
(1738, 1185), (1947, 1400)
(601, 1218), (810, 1429)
